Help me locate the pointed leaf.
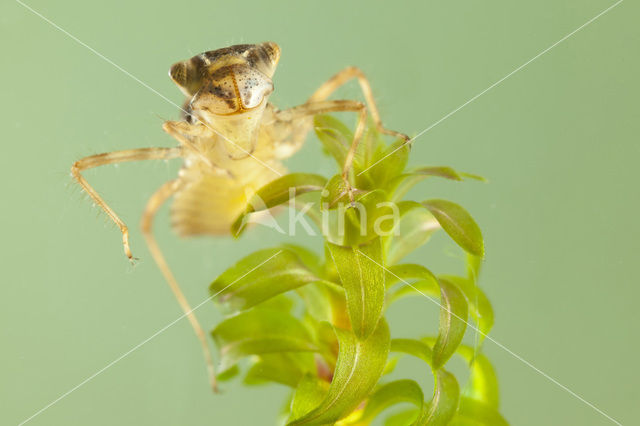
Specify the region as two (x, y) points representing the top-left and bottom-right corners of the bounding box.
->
(385, 264), (489, 345)
(382, 356), (400, 376)
(359, 380), (424, 424)
(288, 319), (390, 425)
(456, 346), (500, 408)
(422, 199), (484, 257)
(289, 374), (329, 422)
(419, 369), (460, 425)
(211, 309), (317, 372)
(321, 174), (352, 209)
(297, 284), (334, 323)
(385, 263), (440, 305)
(432, 277), (469, 369)
(281, 244), (325, 276)
(327, 238), (385, 339)
(390, 338), (433, 366)
(422, 339), (500, 409)
(388, 339), (460, 426)
(232, 173), (327, 235)
(386, 201), (440, 265)
(387, 279), (440, 306)
(389, 166), (484, 201)
(367, 138), (410, 189)
(440, 274), (494, 342)
(450, 398), (508, 426)
(244, 353), (315, 388)
(384, 265), (468, 368)
(210, 248), (328, 312)
(385, 263), (438, 289)
(216, 364), (240, 382)
(384, 409), (420, 426)
(314, 115), (355, 169)
(466, 253), (483, 281)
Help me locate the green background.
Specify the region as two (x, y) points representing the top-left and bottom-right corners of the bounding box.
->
(2, 0), (638, 424)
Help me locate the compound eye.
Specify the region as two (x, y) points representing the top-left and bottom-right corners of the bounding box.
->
(169, 60), (202, 97)
(235, 67), (273, 109)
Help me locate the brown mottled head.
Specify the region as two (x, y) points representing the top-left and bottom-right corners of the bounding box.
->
(169, 42), (281, 112)
(169, 42), (281, 157)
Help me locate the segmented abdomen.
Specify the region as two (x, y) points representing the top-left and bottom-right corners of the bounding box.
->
(170, 161), (283, 237)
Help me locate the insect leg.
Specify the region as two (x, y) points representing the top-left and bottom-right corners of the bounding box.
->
(140, 179), (218, 392)
(71, 147), (183, 260)
(275, 100), (367, 201)
(308, 66), (409, 142)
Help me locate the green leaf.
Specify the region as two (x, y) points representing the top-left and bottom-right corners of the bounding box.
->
(321, 177), (395, 245)
(314, 114), (355, 169)
(385, 263), (437, 288)
(288, 319), (390, 425)
(449, 398), (508, 426)
(384, 263), (489, 348)
(466, 253), (483, 281)
(358, 380), (424, 424)
(296, 284), (334, 324)
(232, 173), (327, 236)
(384, 265), (468, 369)
(386, 201), (440, 265)
(382, 356), (399, 376)
(327, 238), (385, 339)
(459, 172), (488, 183)
(456, 346), (500, 408)
(439, 274), (494, 343)
(423, 340), (500, 409)
(418, 369), (460, 425)
(384, 409), (421, 426)
(387, 278), (440, 306)
(366, 139), (410, 188)
(314, 321), (339, 370)
(389, 338), (433, 366)
(210, 248), (328, 312)
(432, 277), (469, 370)
(259, 293), (296, 312)
(422, 199), (484, 257)
(354, 189), (394, 244)
(281, 244), (325, 276)
(244, 353), (315, 388)
(389, 166), (483, 201)
(289, 374), (329, 422)
(321, 174), (352, 209)
(216, 364), (240, 382)
(385, 263), (440, 304)
(388, 339), (460, 426)
(211, 309), (317, 372)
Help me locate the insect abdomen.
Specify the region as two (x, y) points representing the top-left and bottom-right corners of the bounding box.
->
(170, 163), (282, 237)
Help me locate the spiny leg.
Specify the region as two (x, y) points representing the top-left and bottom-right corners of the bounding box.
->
(307, 66), (409, 142)
(71, 147), (183, 260)
(276, 100), (367, 202)
(140, 179), (218, 392)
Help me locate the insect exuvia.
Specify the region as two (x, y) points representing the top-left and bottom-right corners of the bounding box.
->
(72, 42), (408, 391)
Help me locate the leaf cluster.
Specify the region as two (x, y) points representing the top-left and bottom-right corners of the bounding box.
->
(209, 116), (507, 425)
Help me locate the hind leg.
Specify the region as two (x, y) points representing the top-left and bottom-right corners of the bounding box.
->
(275, 100), (367, 202)
(140, 179), (218, 392)
(308, 66), (409, 142)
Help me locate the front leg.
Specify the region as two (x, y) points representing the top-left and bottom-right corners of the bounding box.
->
(71, 147), (183, 260)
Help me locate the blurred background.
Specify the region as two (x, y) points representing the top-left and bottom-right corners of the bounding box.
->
(2, 0), (638, 424)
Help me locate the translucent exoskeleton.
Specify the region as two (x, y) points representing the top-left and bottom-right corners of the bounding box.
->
(72, 42), (408, 391)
